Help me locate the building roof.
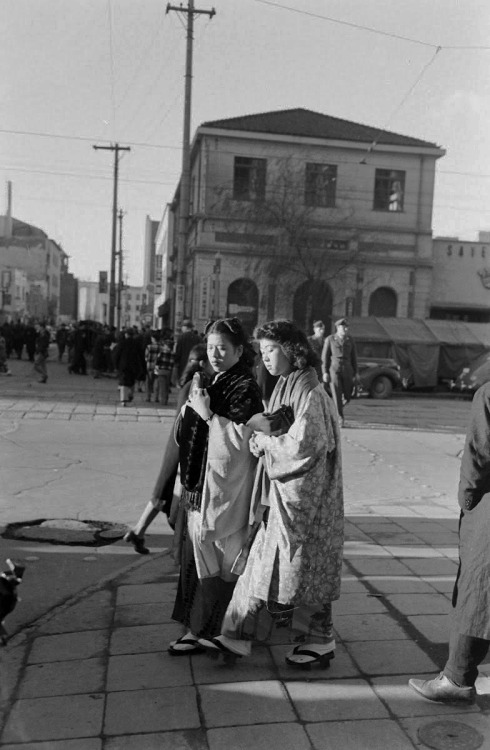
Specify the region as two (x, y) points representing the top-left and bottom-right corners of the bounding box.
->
(201, 108), (440, 149)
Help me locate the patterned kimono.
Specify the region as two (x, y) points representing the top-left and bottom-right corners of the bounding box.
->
(172, 361), (263, 638)
(221, 366), (344, 645)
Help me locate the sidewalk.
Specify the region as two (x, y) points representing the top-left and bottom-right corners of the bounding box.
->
(2, 512), (490, 749)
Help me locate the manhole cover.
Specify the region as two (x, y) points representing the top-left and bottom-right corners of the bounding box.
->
(418, 720), (484, 750)
(2, 519), (128, 547)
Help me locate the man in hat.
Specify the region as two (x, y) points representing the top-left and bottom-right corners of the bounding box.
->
(321, 318), (358, 427)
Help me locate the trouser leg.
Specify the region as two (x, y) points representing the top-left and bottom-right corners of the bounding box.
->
(444, 626), (490, 687)
(331, 377), (344, 419)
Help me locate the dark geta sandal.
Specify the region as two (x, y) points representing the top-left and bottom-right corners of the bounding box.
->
(197, 637), (243, 665)
(168, 635), (205, 656)
(286, 644), (335, 670)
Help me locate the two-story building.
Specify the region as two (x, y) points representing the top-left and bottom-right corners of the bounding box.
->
(165, 108), (445, 334)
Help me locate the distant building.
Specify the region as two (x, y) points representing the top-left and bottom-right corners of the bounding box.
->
(141, 215), (160, 327)
(120, 285), (147, 328)
(78, 281), (109, 324)
(0, 215), (63, 323)
(431, 233), (490, 322)
(164, 108), (445, 334)
(59, 252), (79, 323)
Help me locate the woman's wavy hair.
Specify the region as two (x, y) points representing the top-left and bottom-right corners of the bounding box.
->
(204, 317), (256, 368)
(254, 319), (317, 370)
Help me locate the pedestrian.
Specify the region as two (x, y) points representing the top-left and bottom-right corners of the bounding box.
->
(144, 332), (162, 402)
(307, 319), (325, 380)
(55, 323), (68, 362)
(113, 328), (146, 406)
(172, 319), (202, 384)
(321, 317), (359, 427)
(24, 323), (36, 362)
(0, 333), (11, 375)
(124, 345), (213, 554)
(168, 317), (263, 655)
(69, 323), (88, 375)
(154, 338), (174, 405)
(409, 381), (490, 705)
(198, 320), (344, 668)
(33, 322), (50, 383)
(12, 322), (25, 360)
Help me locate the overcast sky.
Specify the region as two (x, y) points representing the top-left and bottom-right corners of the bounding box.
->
(1, 0), (489, 286)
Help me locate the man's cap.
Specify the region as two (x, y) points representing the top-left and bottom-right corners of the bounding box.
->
(182, 319), (193, 327)
(335, 318), (349, 327)
(313, 320), (324, 327)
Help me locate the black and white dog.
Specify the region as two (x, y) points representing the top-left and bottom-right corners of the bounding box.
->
(0, 559), (25, 645)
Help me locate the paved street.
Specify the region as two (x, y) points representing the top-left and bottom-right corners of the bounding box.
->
(1, 359), (489, 748)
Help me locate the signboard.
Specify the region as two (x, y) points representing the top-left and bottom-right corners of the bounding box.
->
(199, 277), (211, 318)
(174, 284), (185, 332)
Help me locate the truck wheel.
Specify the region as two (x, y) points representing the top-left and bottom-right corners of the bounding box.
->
(370, 375), (393, 399)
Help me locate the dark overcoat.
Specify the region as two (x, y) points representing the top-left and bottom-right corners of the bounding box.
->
(452, 382), (490, 639)
(321, 333), (358, 400)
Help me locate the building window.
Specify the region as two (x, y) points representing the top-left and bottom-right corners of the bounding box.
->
(304, 163), (337, 207)
(233, 157), (266, 201)
(368, 286), (398, 317)
(136, 294), (140, 301)
(373, 169), (405, 212)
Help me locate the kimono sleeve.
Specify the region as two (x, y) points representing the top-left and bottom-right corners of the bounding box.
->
(261, 389), (336, 481)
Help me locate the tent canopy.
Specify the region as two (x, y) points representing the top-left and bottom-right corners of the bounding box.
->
(348, 317), (490, 387)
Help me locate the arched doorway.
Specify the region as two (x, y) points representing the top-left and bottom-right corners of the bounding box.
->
(368, 287), (398, 317)
(293, 280), (333, 334)
(227, 278), (259, 335)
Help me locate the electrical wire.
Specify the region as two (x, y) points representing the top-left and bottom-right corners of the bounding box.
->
(360, 47), (442, 161)
(253, 0), (490, 51)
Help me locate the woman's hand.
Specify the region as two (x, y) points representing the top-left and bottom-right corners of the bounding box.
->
(249, 432), (266, 458)
(188, 387), (212, 422)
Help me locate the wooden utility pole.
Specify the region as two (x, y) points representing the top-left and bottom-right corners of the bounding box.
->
(93, 143), (131, 327)
(117, 208), (125, 330)
(165, 0), (215, 334)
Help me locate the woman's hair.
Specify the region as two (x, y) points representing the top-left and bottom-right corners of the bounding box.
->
(204, 317), (256, 368)
(255, 319), (317, 370)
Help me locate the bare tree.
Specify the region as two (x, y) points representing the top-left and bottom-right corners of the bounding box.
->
(210, 157), (362, 327)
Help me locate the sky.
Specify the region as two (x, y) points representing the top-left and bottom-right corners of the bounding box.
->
(1, 0), (489, 287)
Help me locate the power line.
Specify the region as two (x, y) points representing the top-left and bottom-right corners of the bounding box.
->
(0, 127), (181, 151)
(253, 0), (490, 50)
(0, 164), (176, 186)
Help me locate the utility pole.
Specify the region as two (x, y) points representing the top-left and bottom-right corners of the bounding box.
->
(166, 0), (215, 334)
(93, 142), (131, 327)
(117, 208), (125, 331)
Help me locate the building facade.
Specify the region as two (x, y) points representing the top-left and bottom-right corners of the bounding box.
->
(164, 108), (445, 334)
(0, 215), (63, 323)
(431, 234), (490, 322)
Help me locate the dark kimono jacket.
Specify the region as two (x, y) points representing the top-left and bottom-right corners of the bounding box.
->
(452, 381), (490, 638)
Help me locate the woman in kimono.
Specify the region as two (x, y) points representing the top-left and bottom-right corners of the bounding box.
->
(199, 319), (344, 668)
(169, 318), (263, 655)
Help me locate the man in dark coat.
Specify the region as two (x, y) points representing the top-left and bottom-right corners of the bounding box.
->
(409, 382), (490, 705)
(321, 318), (358, 427)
